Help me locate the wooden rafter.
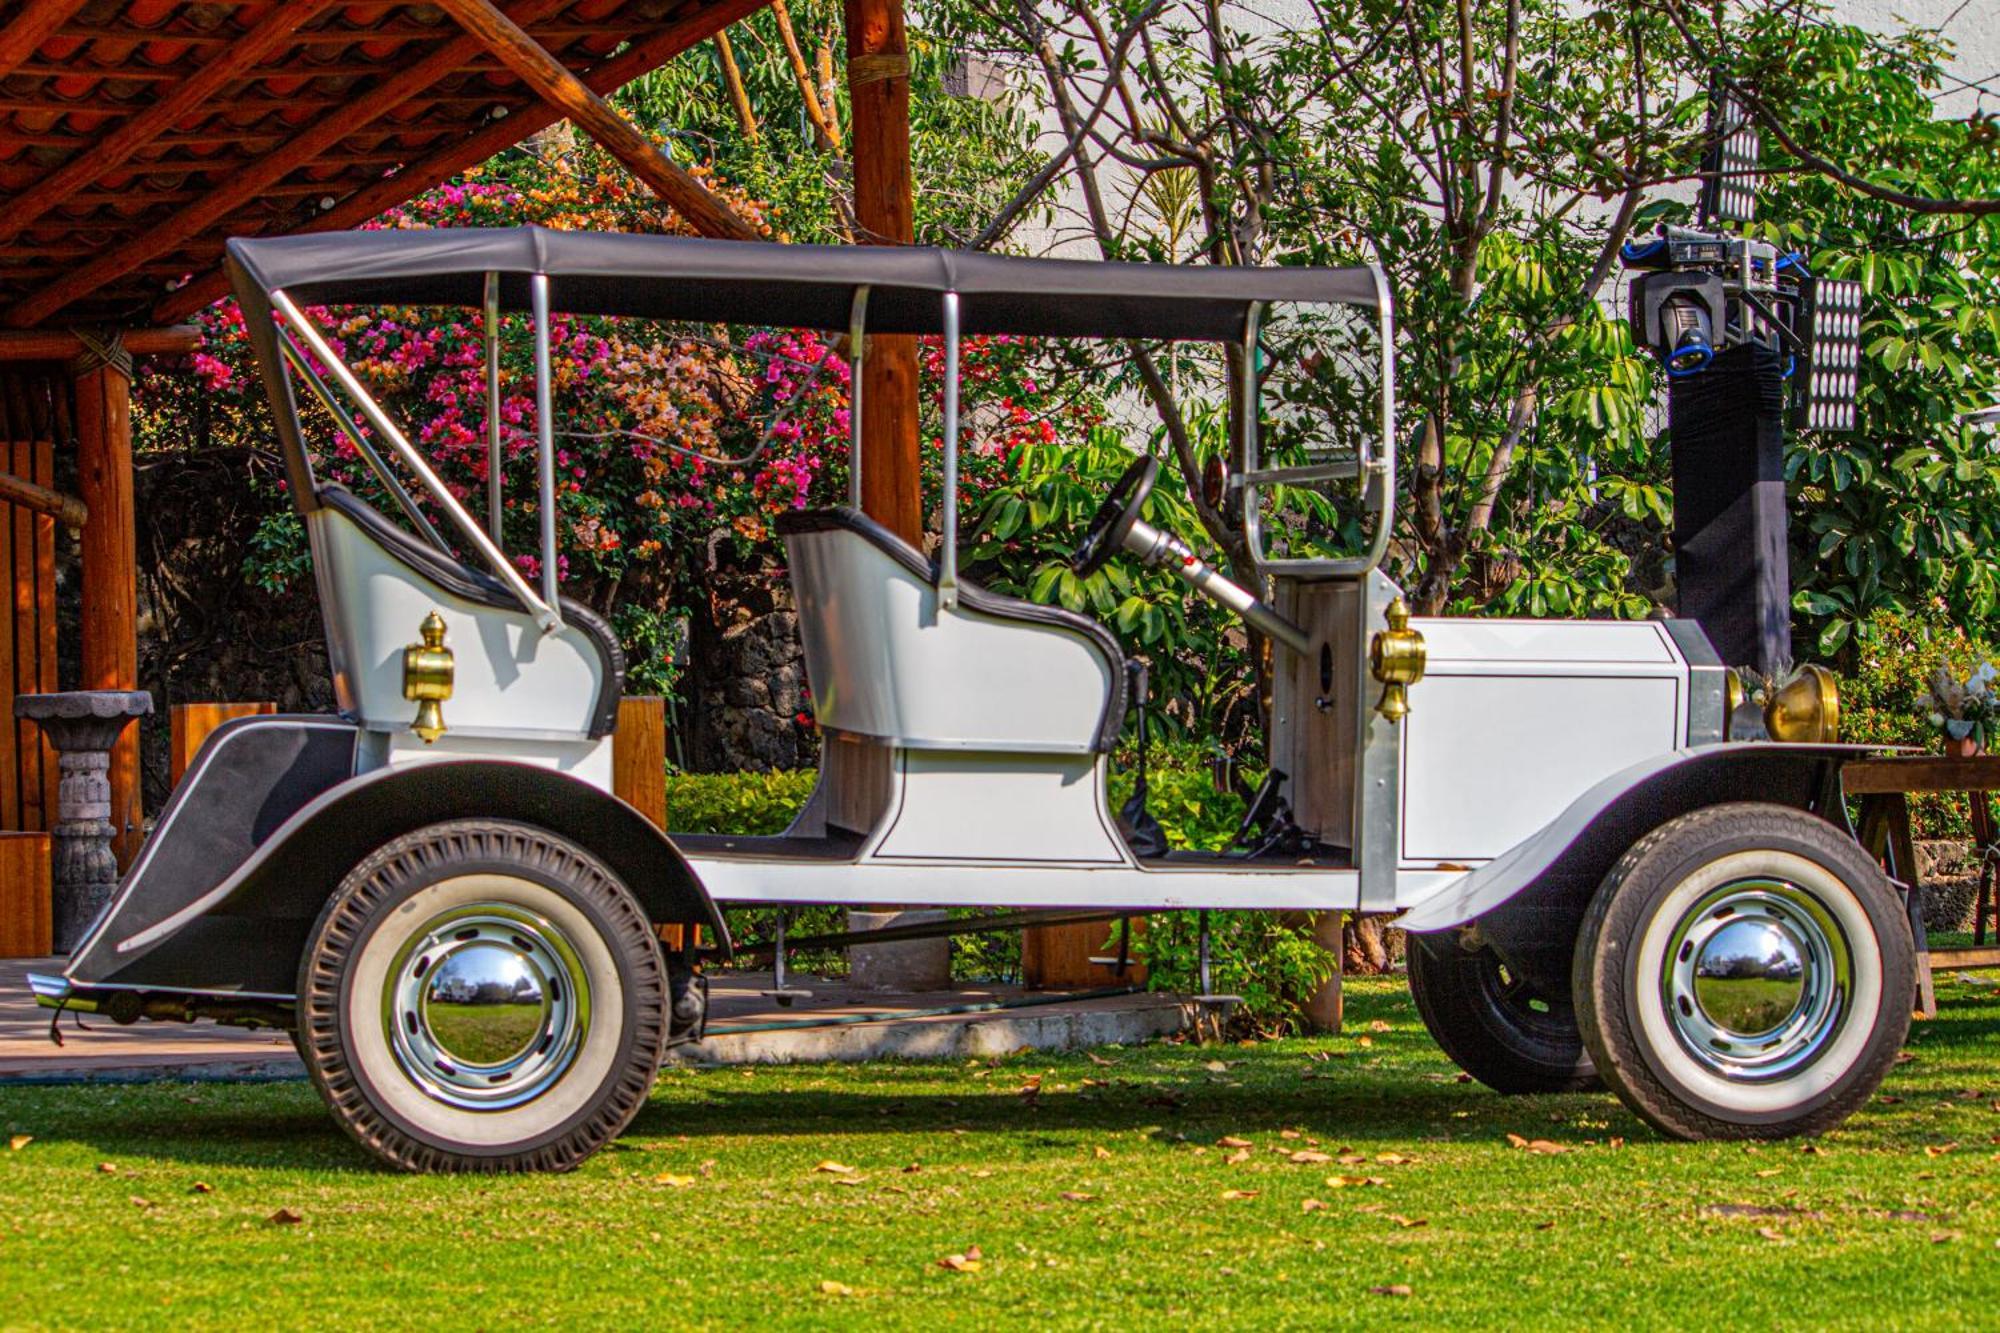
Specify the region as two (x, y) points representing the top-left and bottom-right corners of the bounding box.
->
(152, 0), (774, 323)
(0, 328), (201, 363)
(0, 0), (336, 241)
(0, 1), (90, 83)
(434, 0), (762, 243)
(2, 0), (577, 329)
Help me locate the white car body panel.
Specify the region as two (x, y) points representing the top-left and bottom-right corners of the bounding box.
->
(1399, 618), (1688, 866)
(311, 507), (608, 745)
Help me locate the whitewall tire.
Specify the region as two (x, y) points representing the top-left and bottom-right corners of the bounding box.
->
(298, 820), (668, 1172)
(1573, 803), (1912, 1140)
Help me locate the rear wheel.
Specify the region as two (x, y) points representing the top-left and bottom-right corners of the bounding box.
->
(1408, 933), (1598, 1093)
(297, 819), (668, 1172)
(1574, 803), (1912, 1140)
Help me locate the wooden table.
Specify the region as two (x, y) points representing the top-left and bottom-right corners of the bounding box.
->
(1845, 755), (2000, 1017)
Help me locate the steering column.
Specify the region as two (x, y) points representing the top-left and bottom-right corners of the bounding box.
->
(1072, 457), (1311, 658)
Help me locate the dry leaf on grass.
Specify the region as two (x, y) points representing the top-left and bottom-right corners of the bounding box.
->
(189, 1182), (212, 1195)
(1301, 1199), (1328, 1213)
(819, 1280), (856, 1296)
(1388, 1215), (1428, 1229)
(1376, 1152), (1416, 1165)
(1370, 1284), (1413, 1298)
(1925, 1143), (1958, 1158)
(813, 1161), (859, 1176)
(1092, 1146), (1113, 1160)
(95, 1163), (117, 1175)
(1280, 1129), (1301, 1140)
(1289, 1150), (1333, 1165)
(1204, 1060), (1231, 1073)
(267, 1207), (303, 1226)
(1326, 1174), (1387, 1189)
(7, 1135), (29, 1152)
(833, 1177), (868, 1188)
(1505, 1134), (1569, 1155)
(1059, 1191), (1096, 1202)
(1220, 1189), (1261, 1200)
(655, 1173), (696, 1188)
(1756, 1227), (1786, 1242)
(938, 1246), (984, 1273)
(1368, 1020), (1391, 1033)
(1085, 1051), (1118, 1067)
(1224, 1149), (1252, 1166)
(129, 1196), (154, 1210)
(1931, 1230), (1959, 1244)
(1217, 1136), (1253, 1149)
(1755, 1169), (1783, 1178)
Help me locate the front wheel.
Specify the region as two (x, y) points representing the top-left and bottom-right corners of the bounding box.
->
(1574, 803), (1912, 1140)
(297, 819), (669, 1172)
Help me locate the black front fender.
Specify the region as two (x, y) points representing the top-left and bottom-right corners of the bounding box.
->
(73, 759), (727, 997)
(1401, 744), (1865, 1002)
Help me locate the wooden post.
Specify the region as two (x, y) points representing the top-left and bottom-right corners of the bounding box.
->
(74, 346), (143, 868)
(844, 0), (922, 545)
(0, 831), (52, 957)
(170, 702), (278, 786)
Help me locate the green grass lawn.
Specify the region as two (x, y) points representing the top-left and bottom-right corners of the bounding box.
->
(4, 975), (1998, 1330)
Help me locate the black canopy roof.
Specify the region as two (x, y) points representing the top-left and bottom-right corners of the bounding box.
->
(225, 226), (1383, 342)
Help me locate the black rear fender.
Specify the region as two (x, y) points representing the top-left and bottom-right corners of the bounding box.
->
(74, 758), (726, 997)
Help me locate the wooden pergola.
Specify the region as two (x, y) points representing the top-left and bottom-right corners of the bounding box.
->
(0, 0), (922, 882)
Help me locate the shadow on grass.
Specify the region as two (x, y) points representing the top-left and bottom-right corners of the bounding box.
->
(5, 982), (1994, 1174)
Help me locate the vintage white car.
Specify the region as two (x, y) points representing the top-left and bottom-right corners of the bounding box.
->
(29, 227), (1907, 1172)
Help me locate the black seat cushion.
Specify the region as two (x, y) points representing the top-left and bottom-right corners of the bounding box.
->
(777, 506), (1128, 752)
(313, 485), (625, 738)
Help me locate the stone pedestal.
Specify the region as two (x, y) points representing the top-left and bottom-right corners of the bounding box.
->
(846, 909), (952, 992)
(13, 691), (152, 953)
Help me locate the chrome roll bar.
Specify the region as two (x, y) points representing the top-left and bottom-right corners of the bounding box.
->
(846, 285), (870, 509)
(530, 273), (561, 617)
(483, 271), (503, 543)
(268, 287), (562, 632)
(938, 290), (962, 611)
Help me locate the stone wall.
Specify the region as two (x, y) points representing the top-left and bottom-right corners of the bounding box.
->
(684, 557), (815, 773)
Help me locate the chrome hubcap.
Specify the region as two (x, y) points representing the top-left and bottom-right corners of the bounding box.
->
(385, 906), (590, 1110)
(1662, 879), (1850, 1079)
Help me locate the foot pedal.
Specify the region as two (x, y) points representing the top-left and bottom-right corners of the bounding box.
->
(761, 988), (813, 1008)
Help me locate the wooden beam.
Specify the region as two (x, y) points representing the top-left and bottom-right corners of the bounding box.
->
(434, 0), (762, 242)
(0, 1), (90, 83)
(0, 467), (85, 530)
(74, 357), (143, 868)
(844, 0), (921, 545)
(1, 0), (573, 330)
(153, 0), (772, 324)
(0, 327), (201, 363)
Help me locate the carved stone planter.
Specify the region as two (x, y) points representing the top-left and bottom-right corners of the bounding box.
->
(13, 690), (152, 953)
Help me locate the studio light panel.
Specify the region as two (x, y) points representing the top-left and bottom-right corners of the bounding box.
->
(1796, 275), (1863, 433)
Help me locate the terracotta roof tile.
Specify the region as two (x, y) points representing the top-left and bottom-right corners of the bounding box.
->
(0, 0), (756, 329)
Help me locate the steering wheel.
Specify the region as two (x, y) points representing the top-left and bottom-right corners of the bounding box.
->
(1070, 456), (1159, 577)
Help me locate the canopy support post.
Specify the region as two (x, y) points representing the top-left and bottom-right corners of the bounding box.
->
(484, 271), (503, 543)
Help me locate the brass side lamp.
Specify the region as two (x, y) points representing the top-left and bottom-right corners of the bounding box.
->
(402, 610), (455, 743)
